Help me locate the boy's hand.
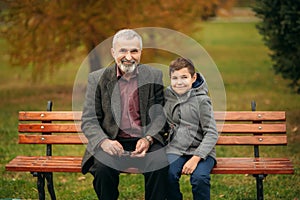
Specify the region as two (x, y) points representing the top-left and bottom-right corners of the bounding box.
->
(182, 156), (202, 175)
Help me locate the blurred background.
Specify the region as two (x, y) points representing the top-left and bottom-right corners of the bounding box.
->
(0, 0), (299, 199)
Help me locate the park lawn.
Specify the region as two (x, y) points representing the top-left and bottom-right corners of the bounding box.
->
(1, 21), (299, 199)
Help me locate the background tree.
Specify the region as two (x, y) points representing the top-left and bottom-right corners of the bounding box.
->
(0, 0), (221, 81)
(254, 0), (300, 93)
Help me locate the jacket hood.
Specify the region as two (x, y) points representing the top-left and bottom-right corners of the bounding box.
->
(192, 73), (208, 95)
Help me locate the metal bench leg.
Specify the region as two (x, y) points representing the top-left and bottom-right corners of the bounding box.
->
(45, 172), (56, 200)
(254, 174), (267, 200)
(33, 172), (46, 200)
(32, 172), (56, 200)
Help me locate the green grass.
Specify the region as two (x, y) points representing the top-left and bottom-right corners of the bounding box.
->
(1, 21), (300, 200)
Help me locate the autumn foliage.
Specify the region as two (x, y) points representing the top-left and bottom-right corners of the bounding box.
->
(1, 0), (221, 80)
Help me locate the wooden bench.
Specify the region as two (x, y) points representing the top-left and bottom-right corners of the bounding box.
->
(6, 101), (294, 200)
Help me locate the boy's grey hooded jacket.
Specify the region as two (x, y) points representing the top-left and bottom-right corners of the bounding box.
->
(164, 73), (218, 161)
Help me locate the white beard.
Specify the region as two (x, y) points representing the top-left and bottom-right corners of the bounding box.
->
(119, 62), (136, 74)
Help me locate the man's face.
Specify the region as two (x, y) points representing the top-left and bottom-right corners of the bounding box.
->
(111, 37), (142, 74)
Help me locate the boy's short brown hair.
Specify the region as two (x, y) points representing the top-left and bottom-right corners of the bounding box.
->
(169, 57), (195, 76)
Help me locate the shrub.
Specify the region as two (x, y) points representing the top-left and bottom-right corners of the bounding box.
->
(253, 0), (300, 93)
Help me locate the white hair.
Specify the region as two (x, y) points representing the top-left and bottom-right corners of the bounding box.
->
(112, 29), (143, 49)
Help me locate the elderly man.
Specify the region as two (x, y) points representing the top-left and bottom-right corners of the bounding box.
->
(81, 29), (168, 200)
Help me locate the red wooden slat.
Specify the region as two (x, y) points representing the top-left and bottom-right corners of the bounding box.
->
(6, 156), (294, 174)
(214, 111), (285, 121)
(19, 111), (286, 122)
(212, 158), (294, 174)
(18, 123), (286, 134)
(19, 111), (82, 121)
(18, 134), (287, 145)
(18, 134), (88, 144)
(216, 135), (287, 145)
(18, 124), (81, 133)
(217, 124), (286, 133)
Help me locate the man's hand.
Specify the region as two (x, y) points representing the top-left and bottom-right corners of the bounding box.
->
(182, 156), (202, 175)
(99, 139), (124, 156)
(131, 138), (150, 157)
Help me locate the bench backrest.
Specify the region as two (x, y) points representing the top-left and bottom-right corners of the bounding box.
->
(18, 111), (287, 148)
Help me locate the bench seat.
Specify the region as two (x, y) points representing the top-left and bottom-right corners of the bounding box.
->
(6, 156), (294, 174)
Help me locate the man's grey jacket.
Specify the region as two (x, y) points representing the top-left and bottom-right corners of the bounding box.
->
(81, 64), (166, 174)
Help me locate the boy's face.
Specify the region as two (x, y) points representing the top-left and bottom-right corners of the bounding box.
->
(170, 67), (197, 95)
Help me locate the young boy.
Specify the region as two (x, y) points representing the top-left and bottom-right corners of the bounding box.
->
(164, 57), (219, 200)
